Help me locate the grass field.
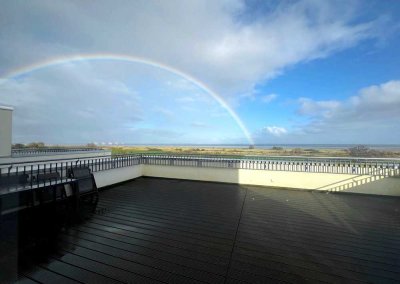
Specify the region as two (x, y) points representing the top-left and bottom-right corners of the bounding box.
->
(106, 145), (400, 158)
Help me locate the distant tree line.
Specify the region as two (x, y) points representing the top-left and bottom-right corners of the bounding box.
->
(347, 145), (386, 157)
(86, 143), (98, 148)
(271, 146), (283, 150)
(12, 142), (45, 149)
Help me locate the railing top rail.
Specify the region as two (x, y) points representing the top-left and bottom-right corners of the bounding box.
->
(12, 147), (105, 151)
(11, 147), (109, 157)
(1, 153), (399, 181)
(140, 153), (400, 163)
(0, 153), (140, 167)
(2, 153), (400, 168)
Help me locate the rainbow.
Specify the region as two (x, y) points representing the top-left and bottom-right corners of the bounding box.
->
(1, 53), (254, 145)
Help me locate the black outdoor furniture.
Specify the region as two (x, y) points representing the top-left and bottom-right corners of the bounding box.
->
(69, 167), (99, 213)
(0, 173), (32, 217)
(34, 171), (73, 229)
(0, 173), (29, 188)
(0, 172), (77, 228)
(36, 172), (67, 204)
(0, 190), (32, 217)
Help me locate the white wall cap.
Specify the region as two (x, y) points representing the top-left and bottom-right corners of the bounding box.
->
(0, 105), (14, 111)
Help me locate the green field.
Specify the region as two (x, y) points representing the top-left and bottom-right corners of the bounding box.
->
(107, 145), (400, 158)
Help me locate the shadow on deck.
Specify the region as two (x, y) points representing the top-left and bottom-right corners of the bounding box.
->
(2, 177), (400, 283)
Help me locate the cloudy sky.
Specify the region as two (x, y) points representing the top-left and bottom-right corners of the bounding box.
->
(1, 0), (399, 145)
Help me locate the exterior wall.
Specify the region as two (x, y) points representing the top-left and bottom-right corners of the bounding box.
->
(94, 165), (142, 188)
(143, 165), (239, 184)
(0, 106), (13, 157)
(143, 165), (400, 196)
(142, 164), (358, 189)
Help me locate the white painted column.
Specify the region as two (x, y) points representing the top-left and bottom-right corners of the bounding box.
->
(0, 105), (13, 157)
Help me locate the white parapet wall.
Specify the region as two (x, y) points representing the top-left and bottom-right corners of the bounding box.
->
(142, 164), (360, 189)
(142, 165), (400, 196)
(0, 106), (13, 157)
(94, 165), (143, 188)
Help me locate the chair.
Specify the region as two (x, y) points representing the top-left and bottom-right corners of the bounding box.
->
(70, 167), (99, 213)
(35, 172), (66, 204)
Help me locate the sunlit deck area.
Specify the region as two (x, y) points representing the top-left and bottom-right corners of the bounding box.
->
(5, 177), (399, 284)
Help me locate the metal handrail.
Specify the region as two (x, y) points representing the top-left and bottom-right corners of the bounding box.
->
(11, 147), (109, 157)
(0, 155), (141, 190)
(1, 154), (399, 191)
(0, 154), (116, 166)
(140, 153), (400, 163)
(140, 154), (400, 176)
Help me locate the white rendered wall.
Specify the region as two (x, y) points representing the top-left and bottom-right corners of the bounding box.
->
(142, 165), (400, 196)
(0, 106), (13, 157)
(142, 164), (359, 189)
(94, 165), (142, 188)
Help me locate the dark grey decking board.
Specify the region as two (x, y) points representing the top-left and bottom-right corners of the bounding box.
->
(10, 177), (400, 283)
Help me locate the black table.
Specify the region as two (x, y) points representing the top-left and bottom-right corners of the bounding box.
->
(0, 178), (77, 216)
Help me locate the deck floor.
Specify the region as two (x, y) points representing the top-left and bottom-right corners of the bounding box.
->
(6, 177), (400, 283)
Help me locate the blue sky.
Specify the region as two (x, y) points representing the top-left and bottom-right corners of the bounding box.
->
(0, 0), (399, 145)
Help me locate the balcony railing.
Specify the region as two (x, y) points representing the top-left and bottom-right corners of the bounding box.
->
(1, 154), (399, 190)
(141, 154), (400, 176)
(0, 155), (141, 190)
(11, 147), (109, 157)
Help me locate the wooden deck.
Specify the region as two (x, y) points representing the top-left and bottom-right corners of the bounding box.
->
(4, 177), (400, 283)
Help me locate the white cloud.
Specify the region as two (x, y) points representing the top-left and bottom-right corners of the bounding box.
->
(0, 61), (248, 144)
(166, 79), (198, 92)
(297, 98), (340, 118)
(264, 126), (288, 137)
(350, 80), (400, 116)
(0, 0), (383, 98)
(0, 65), (143, 143)
(261, 93), (278, 103)
(190, 122), (209, 128)
(0, 1), (393, 144)
(153, 107), (175, 121)
(293, 80), (400, 142)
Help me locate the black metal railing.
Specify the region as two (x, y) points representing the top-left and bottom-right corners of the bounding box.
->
(0, 155), (141, 190)
(140, 154), (400, 176)
(1, 154), (399, 190)
(11, 147), (109, 157)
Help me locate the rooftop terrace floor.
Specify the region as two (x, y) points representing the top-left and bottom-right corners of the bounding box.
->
(9, 178), (400, 283)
